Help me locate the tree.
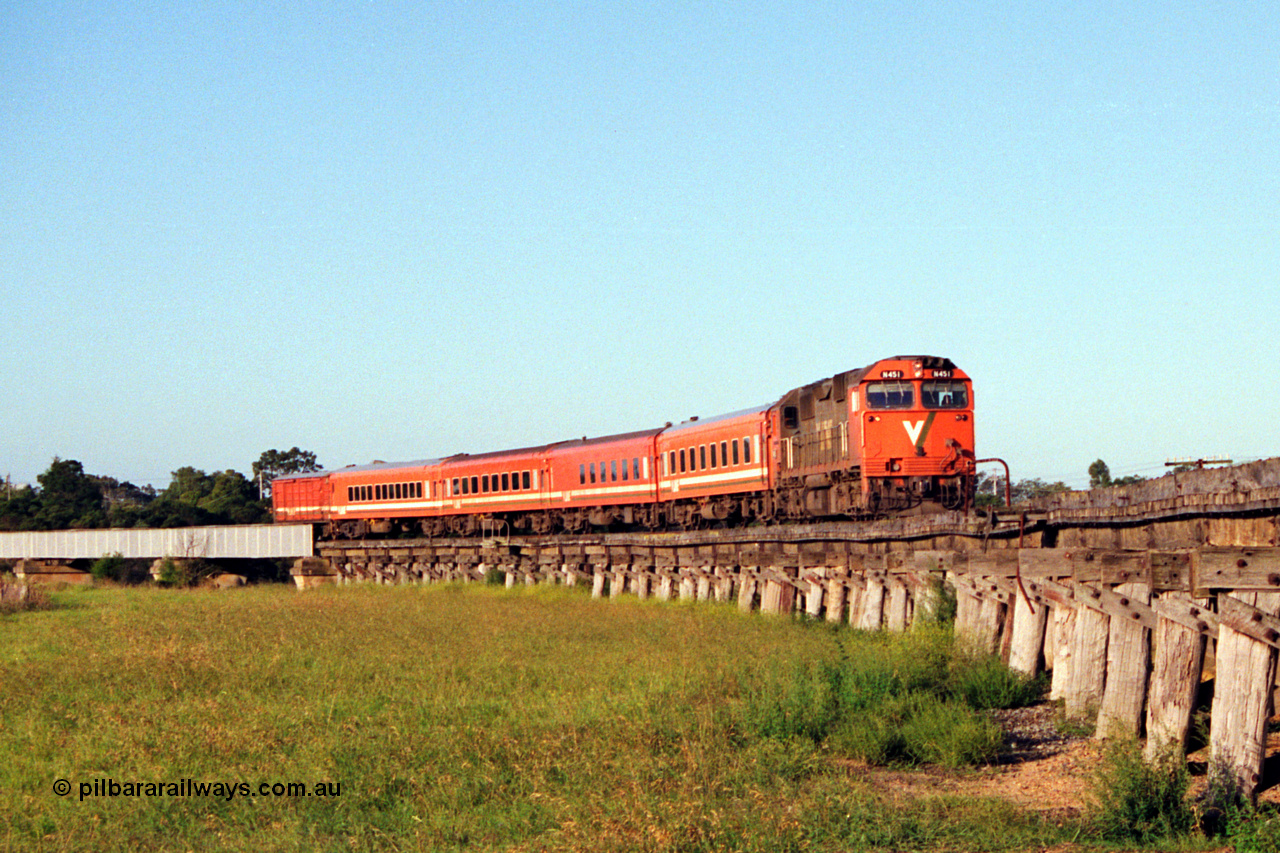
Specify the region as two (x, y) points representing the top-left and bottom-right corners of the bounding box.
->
(1088, 459), (1147, 489)
(144, 467), (269, 527)
(1009, 478), (1071, 503)
(1088, 459), (1112, 489)
(252, 448), (322, 498)
(201, 470), (267, 524)
(35, 458), (107, 529)
(0, 484), (40, 531)
(975, 471), (1008, 508)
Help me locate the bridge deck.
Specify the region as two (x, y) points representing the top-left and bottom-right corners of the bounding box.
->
(0, 525), (315, 561)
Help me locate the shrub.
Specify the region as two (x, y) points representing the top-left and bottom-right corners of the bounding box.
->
(90, 552), (126, 582)
(1221, 803), (1280, 852)
(1090, 739), (1192, 843)
(156, 557), (188, 587)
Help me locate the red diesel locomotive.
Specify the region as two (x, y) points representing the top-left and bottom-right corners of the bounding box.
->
(273, 355), (975, 538)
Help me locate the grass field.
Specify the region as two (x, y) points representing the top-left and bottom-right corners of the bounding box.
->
(0, 581), (1238, 852)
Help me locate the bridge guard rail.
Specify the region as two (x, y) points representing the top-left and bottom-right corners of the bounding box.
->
(0, 525), (315, 561)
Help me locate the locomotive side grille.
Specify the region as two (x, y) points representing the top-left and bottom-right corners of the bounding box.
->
(781, 426), (848, 470)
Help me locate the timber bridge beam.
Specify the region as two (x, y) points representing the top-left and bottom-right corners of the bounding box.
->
(306, 457), (1280, 802)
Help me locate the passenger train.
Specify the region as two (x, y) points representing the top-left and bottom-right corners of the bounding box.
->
(272, 355), (976, 538)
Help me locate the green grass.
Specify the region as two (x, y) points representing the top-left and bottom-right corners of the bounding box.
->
(0, 583), (1220, 851)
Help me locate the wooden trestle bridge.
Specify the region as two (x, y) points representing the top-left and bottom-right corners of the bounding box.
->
(300, 457), (1280, 801)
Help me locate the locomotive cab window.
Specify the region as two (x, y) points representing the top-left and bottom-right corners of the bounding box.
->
(866, 381), (915, 409)
(782, 405), (800, 431)
(921, 381), (968, 409)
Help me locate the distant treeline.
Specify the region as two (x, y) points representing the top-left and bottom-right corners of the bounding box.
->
(0, 449), (320, 531)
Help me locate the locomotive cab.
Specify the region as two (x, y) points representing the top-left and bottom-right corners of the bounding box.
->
(768, 355), (975, 519)
(856, 356), (975, 511)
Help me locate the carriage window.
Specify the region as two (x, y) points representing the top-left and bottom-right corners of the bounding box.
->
(590, 462), (596, 483)
(395, 483), (403, 499)
(633, 458), (641, 480)
(732, 440), (740, 465)
(522, 471), (530, 490)
(710, 443), (717, 468)
(669, 452), (676, 474)
(621, 459), (628, 481)
(679, 449), (687, 473)
(743, 437), (752, 464)
(579, 465), (586, 485)
(482, 476), (491, 493)
(700, 445), (707, 469)
(611, 460), (618, 482)
(866, 381), (914, 409)
(721, 441), (728, 466)
(922, 381), (968, 409)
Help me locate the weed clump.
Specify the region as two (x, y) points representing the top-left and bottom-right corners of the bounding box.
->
(0, 578), (52, 614)
(1089, 739), (1192, 843)
(743, 625), (1040, 768)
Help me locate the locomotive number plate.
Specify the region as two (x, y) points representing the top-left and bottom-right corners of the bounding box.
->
(880, 370), (904, 379)
(933, 369), (952, 378)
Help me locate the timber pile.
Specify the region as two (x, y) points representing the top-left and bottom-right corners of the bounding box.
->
(303, 458), (1280, 802)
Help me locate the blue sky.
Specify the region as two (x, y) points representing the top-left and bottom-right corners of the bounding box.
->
(3, 1), (1277, 490)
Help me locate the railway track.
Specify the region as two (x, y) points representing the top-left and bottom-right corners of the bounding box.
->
(315, 454), (1280, 558)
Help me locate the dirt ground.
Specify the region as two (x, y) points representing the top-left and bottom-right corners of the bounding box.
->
(844, 703), (1280, 847)
(843, 705), (1105, 823)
